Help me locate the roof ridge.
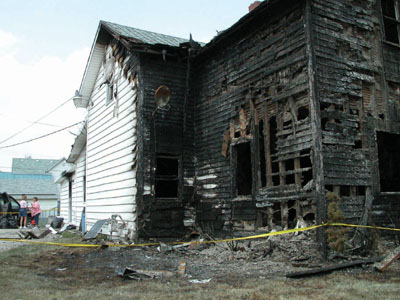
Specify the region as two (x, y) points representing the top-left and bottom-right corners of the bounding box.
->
(100, 20), (189, 43)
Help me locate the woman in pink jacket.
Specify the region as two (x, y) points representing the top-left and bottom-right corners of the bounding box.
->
(30, 197), (41, 227)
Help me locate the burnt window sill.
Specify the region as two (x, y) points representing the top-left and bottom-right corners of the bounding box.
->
(232, 195), (253, 202)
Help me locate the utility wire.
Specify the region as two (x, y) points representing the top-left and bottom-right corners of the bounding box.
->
(0, 122), (83, 149)
(0, 96), (74, 145)
(0, 113), (64, 128)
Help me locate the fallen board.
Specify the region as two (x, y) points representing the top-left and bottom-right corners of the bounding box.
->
(374, 246), (400, 272)
(286, 257), (383, 278)
(83, 219), (109, 240)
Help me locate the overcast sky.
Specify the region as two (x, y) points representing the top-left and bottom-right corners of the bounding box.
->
(0, 0), (250, 172)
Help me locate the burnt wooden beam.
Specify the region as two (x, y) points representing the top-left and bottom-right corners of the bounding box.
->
(286, 256), (384, 278)
(305, 0), (327, 258)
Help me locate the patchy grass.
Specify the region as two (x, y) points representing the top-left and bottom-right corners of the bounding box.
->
(0, 239), (399, 300)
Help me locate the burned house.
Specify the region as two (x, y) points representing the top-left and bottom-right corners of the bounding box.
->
(64, 0), (400, 248)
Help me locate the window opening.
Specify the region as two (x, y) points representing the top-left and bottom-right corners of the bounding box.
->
(377, 131), (400, 192)
(297, 106), (309, 121)
(285, 160), (295, 184)
(272, 202), (282, 226)
(269, 116), (280, 186)
(235, 142), (253, 195)
(357, 186), (366, 196)
(288, 200), (297, 228)
(259, 120), (267, 187)
(381, 0), (400, 44)
(155, 155), (179, 198)
(300, 150), (313, 187)
(340, 186), (350, 197)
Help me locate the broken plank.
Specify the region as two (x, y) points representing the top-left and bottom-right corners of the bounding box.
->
(374, 246), (400, 272)
(286, 257), (383, 278)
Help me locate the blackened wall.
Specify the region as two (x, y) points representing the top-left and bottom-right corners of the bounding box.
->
(192, 0), (311, 231)
(311, 0), (400, 227)
(137, 52), (195, 237)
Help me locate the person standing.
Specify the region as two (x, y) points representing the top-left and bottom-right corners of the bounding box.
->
(19, 194), (28, 229)
(30, 197), (41, 227)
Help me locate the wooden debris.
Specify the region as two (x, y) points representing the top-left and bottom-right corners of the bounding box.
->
(286, 257), (383, 278)
(374, 246), (400, 272)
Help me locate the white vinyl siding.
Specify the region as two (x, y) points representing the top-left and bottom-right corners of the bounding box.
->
(85, 47), (138, 235)
(70, 148), (86, 226)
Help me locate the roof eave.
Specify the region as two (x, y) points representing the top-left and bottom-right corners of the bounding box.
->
(78, 23), (108, 109)
(67, 123), (87, 163)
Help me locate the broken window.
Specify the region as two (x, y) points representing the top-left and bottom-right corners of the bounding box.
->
(381, 0), (400, 44)
(155, 154), (179, 198)
(234, 142), (253, 195)
(377, 132), (400, 192)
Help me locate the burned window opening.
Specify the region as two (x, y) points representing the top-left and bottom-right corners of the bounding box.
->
(357, 186), (366, 196)
(297, 106), (309, 121)
(303, 212), (315, 222)
(340, 186), (350, 197)
(321, 117), (328, 130)
(269, 116), (280, 186)
(381, 0), (400, 44)
(155, 155), (179, 198)
(300, 150), (312, 187)
(354, 140), (363, 149)
(234, 142), (253, 196)
(288, 200), (297, 228)
(325, 185), (333, 192)
(377, 131), (400, 192)
(285, 159), (295, 185)
(272, 202), (282, 227)
(259, 120), (267, 187)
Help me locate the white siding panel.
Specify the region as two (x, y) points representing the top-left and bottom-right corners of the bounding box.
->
(87, 146), (136, 170)
(86, 178), (136, 194)
(84, 45), (138, 237)
(87, 185), (136, 199)
(59, 179), (70, 221)
(86, 171), (136, 188)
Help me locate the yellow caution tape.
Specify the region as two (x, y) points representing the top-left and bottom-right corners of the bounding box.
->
(0, 223), (398, 248)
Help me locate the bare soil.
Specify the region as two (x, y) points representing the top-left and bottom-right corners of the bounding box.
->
(1, 230), (400, 299)
(9, 230), (400, 285)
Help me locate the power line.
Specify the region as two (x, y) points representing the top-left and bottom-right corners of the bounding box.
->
(0, 113), (64, 128)
(0, 96), (74, 145)
(0, 122), (83, 149)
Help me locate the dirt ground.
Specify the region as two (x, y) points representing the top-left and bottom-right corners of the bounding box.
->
(1, 230), (400, 299)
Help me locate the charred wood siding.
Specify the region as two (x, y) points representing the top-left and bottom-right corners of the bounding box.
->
(137, 53), (194, 237)
(193, 1), (310, 230)
(312, 0), (400, 225)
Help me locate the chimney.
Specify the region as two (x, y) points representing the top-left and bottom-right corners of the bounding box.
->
(249, 1), (261, 12)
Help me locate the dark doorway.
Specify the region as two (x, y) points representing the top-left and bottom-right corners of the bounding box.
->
(235, 142), (253, 195)
(155, 154), (179, 198)
(377, 131), (400, 192)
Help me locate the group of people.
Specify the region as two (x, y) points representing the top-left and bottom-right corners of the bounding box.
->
(18, 194), (41, 229)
